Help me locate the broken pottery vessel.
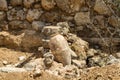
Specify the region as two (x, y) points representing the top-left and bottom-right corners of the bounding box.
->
(49, 34), (77, 66)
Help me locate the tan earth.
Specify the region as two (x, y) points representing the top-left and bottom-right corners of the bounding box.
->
(0, 48), (120, 80)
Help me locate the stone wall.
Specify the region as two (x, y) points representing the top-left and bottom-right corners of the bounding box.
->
(0, 0), (119, 52)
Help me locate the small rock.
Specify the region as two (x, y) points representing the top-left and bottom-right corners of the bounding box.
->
(24, 58), (44, 71)
(0, 11), (6, 20)
(116, 52), (120, 58)
(0, 67), (27, 73)
(0, 0), (8, 11)
(107, 55), (120, 65)
(63, 65), (79, 79)
(41, 0), (56, 10)
(7, 8), (25, 21)
(32, 21), (45, 31)
(108, 16), (119, 27)
(43, 52), (54, 68)
(72, 60), (86, 69)
(55, 0), (85, 13)
(42, 26), (61, 37)
(0, 21), (8, 31)
(93, 16), (105, 27)
(18, 56), (26, 61)
(87, 56), (102, 67)
(33, 69), (42, 77)
(87, 49), (97, 57)
(69, 34), (89, 60)
(3, 61), (8, 65)
(57, 22), (69, 35)
(74, 12), (90, 25)
(26, 9), (42, 22)
(23, 0), (35, 8)
(94, 0), (111, 15)
(9, 20), (30, 29)
(10, 0), (23, 6)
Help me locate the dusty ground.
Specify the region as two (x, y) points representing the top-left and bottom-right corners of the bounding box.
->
(0, 48), (120, 80)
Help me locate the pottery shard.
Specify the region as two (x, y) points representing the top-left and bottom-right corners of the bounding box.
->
(41, 0), (55, 10)
(55, 0), (85, 13)
(74, 12), (90, 25)
(94, 0), (111, 15)
(0, 0), (8, 11)
(49, 34), (76, 66)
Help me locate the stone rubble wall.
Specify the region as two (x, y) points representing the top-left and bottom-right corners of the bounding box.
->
(0, 0), (119, 52)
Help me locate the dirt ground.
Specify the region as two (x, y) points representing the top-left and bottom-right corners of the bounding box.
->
(0, 48), (120, 80)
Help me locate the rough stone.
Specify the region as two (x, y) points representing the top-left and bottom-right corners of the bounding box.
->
(3, 61), (8, 65)
(49, 34), (77, 66)
(43, 52), (54, 68)
(93, 16), (105, 27)
(41, 0), (56, 10)
(42, 26), (61, 38)
(18, 56), (26, 61)
(55, 0), (85, 13)
(108, 16), (119, 27)
(0, 21), (8, 31)
(7, 8), (25, 21)
(41, 11), (59, 23)
(24, 58), (44, 71)
(10, 0), (23, 6)
(87, 49), (97, 57)
(74, 12), (90, 25)
(107, 55), (120, 65)
(60, 65), (79, 79)
(69, 34), (89, 60)
(72, 60), (86, 69)
(32, 21), (45, 31)
(94, 0), (111, 15)
(0, 31), (42, 51)
(23, 0), (35, 8)
(9, 20), (30, 29)
(0, 0), (8, 11)
(0, 12), (6, 20)
(116, 52), (120, 58)
(0, 67), (27, 73)
(87, 56), (106, 67)
(26, 9), (42, 22)
(57, 22), (70, 35)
